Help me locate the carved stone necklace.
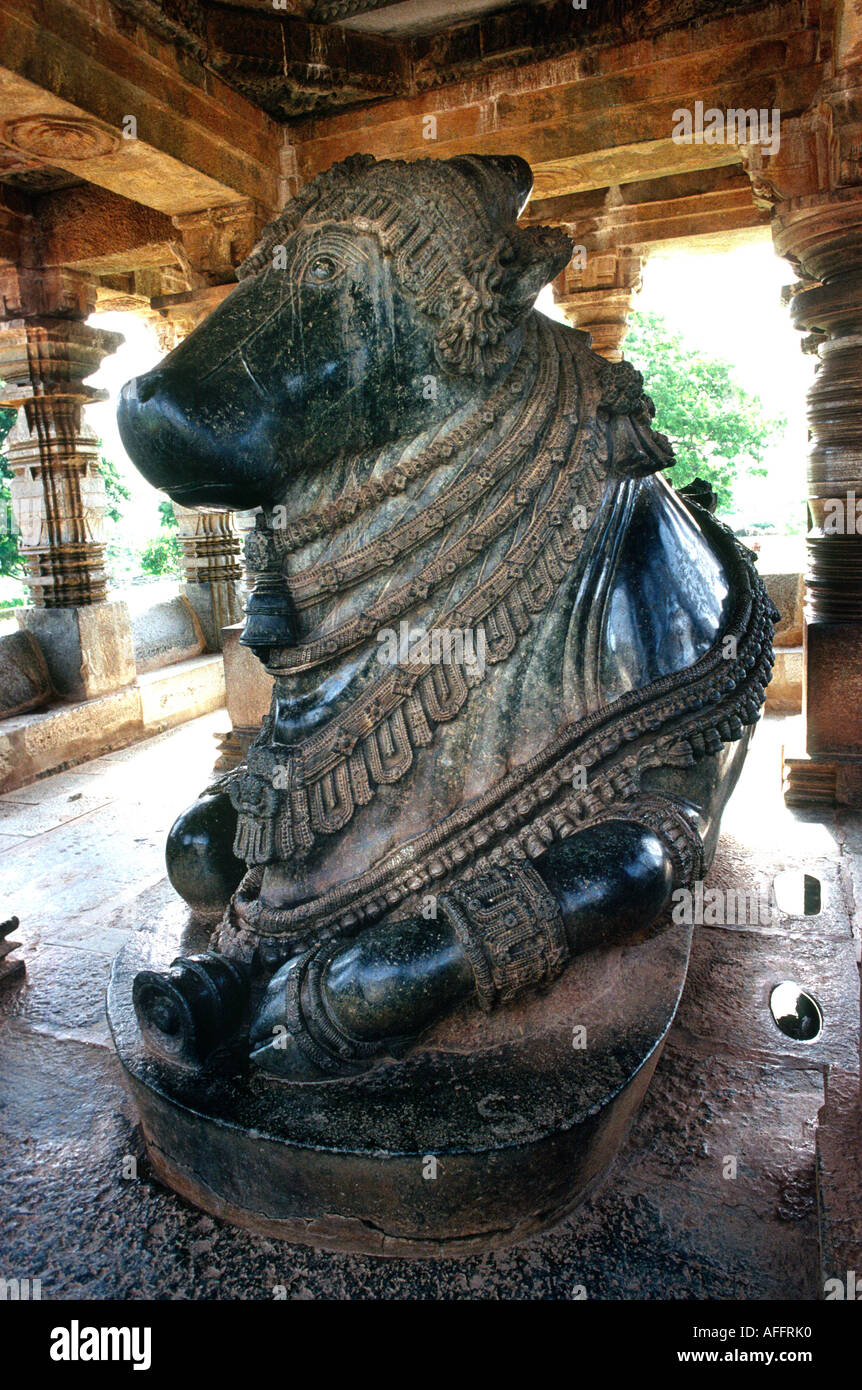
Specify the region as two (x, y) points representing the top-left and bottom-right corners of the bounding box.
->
(217, 319), (771, 963)
(228, 316), (590, 865)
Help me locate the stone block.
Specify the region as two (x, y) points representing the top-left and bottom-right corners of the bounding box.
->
(765, 645), (802, 711)
(138, 653), (226, 733)
(181, 581), (243, 652)
(0, 686), (143, 792)
(816, 1067), (862, 1290)
(222, 621), (273, 733)
(130, 595), (205, 674)
(20, 600), (135, 700)
(805, 621), (862, 756)
(762, 571), (803, 646)
(0, 629), (52, 718)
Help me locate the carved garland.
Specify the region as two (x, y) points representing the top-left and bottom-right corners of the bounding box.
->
(216, 509), (774, 962)
(228, 319), (593, 864)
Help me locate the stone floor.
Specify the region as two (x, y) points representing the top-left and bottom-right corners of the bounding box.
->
(0, 710), (859, 1299)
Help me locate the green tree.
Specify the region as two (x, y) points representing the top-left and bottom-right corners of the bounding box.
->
(624, 310), (784, 513)
(0, 404), (21, 579)
(99, 453), (132, 524)
(158, 498), (178, 528)
(140, 529), (180, 576)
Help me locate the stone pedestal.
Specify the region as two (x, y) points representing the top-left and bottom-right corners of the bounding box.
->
(19, 600), (136, 700)
(108, 903), (693, 1256)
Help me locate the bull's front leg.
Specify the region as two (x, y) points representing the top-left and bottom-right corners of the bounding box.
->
(248, 815), (679, 1080)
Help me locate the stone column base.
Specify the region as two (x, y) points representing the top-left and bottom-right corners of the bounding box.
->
(783, 752), (862, 807)
(19, 599), (136, 701)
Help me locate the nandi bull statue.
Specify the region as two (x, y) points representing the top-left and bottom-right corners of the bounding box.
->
(110, 153), (775, 1253)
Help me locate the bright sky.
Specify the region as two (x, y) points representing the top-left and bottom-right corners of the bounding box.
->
(86, 312), (165, 544)
(88, 238), (813, 550)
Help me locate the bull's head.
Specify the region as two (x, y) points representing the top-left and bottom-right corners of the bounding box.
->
(118, 154), (572, 510)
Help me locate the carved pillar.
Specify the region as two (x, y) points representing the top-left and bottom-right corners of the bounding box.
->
(0, 267), (121, 607)
(743, 27), (862, 804)
(0, 265), (136, 697)
(775, 190), (862, 805)
(551, 247), (647, 362)
(172, 503), (243, 650)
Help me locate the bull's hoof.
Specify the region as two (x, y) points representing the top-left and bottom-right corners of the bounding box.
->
(166, 792), (245, 921)
(132, 952), (250, 1069)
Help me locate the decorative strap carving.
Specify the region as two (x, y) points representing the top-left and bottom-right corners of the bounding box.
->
(437, 862), (569, 1012)
(282, 939), (404, 1075)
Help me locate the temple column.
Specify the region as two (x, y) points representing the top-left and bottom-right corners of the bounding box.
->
(774, 189), (862, 805)
(550, 247), (647, 362)
(0, 264), (136, 698)
(171, 504), (244, 650)
(741, 19), (862, 805)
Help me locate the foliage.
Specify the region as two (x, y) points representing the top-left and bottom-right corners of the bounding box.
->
(624, 310), (785, 513)
(0, 404), (21, 578)
(99, 454), (132, 524)
(140, 528), (181, 576)
(158, 498), (178, 529)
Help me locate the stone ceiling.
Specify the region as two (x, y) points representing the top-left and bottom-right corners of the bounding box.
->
(104, 0), (788, 119)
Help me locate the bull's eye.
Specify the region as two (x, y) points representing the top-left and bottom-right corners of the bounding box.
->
(307, 256), (338, 283)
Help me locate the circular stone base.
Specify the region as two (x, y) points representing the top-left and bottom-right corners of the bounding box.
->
(108, 906), (693, 1258)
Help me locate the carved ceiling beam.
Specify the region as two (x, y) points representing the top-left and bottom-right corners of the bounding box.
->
(523, 165), (770, 254)
(204, 5), (411, 115)
(30, 185), (179, 275)
(290, 0), (823, 197)
(0, 0), (281, 217)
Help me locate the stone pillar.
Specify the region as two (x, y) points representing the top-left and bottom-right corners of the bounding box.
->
(743, 21), (862, 807)
(0, 265), (136, 698)
(774, 190), (862, 805)
(172, 503), (243, 651)
(551, 247), (647, 362)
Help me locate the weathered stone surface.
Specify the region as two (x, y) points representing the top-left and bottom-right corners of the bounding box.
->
(20, 600), (136, 700)
(0, 629), (51, 718)
(0, 653), (226, 793)
(221, 623), (272, 730)
(676, 923), (859, 1074)
(766, 646), (802, 712)
(130, 595), (205, 674)
(0, 686), (142, 793)
(763, 572), (804, 647)
(816, 1067), (862, 1289)
(137, 653), (225, 733)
